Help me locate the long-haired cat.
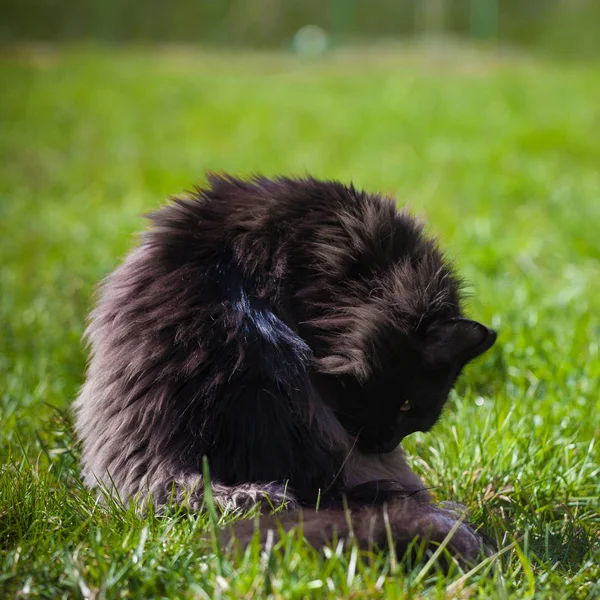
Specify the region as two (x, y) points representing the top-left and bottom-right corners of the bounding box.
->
(74, 174), (496, 561)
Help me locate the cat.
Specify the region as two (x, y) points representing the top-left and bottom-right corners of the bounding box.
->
(74, 174), (496, 560)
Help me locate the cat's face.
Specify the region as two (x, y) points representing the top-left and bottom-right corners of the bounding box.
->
(331, 318), (497, 454)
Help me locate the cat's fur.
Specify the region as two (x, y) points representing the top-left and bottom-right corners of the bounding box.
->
(74, 174), (496, 560)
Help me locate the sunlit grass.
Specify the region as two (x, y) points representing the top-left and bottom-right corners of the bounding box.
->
(1, 45), (599, 598)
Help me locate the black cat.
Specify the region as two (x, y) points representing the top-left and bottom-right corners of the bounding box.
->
(74, 174), (496, 560)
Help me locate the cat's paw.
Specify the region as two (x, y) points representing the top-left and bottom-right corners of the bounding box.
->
(414, 510), (486, 563)
(435, 505), (496, 558)
(213, 482), (299, 512)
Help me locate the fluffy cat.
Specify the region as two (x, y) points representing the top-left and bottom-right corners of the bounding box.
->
(74, 174), (496, 560)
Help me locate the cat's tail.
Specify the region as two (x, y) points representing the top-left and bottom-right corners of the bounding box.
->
(221, 497), (490, 564)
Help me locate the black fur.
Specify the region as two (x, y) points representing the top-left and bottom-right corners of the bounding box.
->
(74, 174), (496, 560)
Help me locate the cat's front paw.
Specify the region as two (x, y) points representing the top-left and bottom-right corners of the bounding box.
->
(413, 510), (487, 563)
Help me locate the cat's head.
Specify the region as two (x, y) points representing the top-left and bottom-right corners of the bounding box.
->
(345, 317), (496, 453)
(317, 315), (496, 454)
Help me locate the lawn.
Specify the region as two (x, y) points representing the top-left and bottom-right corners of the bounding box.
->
(0, 44), (599, 599)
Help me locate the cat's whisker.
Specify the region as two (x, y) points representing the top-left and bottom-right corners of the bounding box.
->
(321, 429), (362, 497)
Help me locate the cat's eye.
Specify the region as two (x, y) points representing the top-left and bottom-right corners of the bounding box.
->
(400, 399), (411, 412)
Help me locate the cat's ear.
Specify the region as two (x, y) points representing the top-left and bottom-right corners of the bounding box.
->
(426, 318), (496, 366)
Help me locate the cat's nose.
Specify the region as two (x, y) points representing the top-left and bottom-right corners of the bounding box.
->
(371, 432), (403, 454)
(373, 440), (399, 453)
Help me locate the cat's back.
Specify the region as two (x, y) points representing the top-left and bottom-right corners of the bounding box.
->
(144, 174), (415, 254)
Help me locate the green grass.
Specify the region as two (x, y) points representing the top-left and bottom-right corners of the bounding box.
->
(1, 44), (599, 599)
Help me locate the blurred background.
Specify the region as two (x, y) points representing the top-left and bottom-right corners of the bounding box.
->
(1, 0), (599, 383)
(2, 0), (600, 58)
